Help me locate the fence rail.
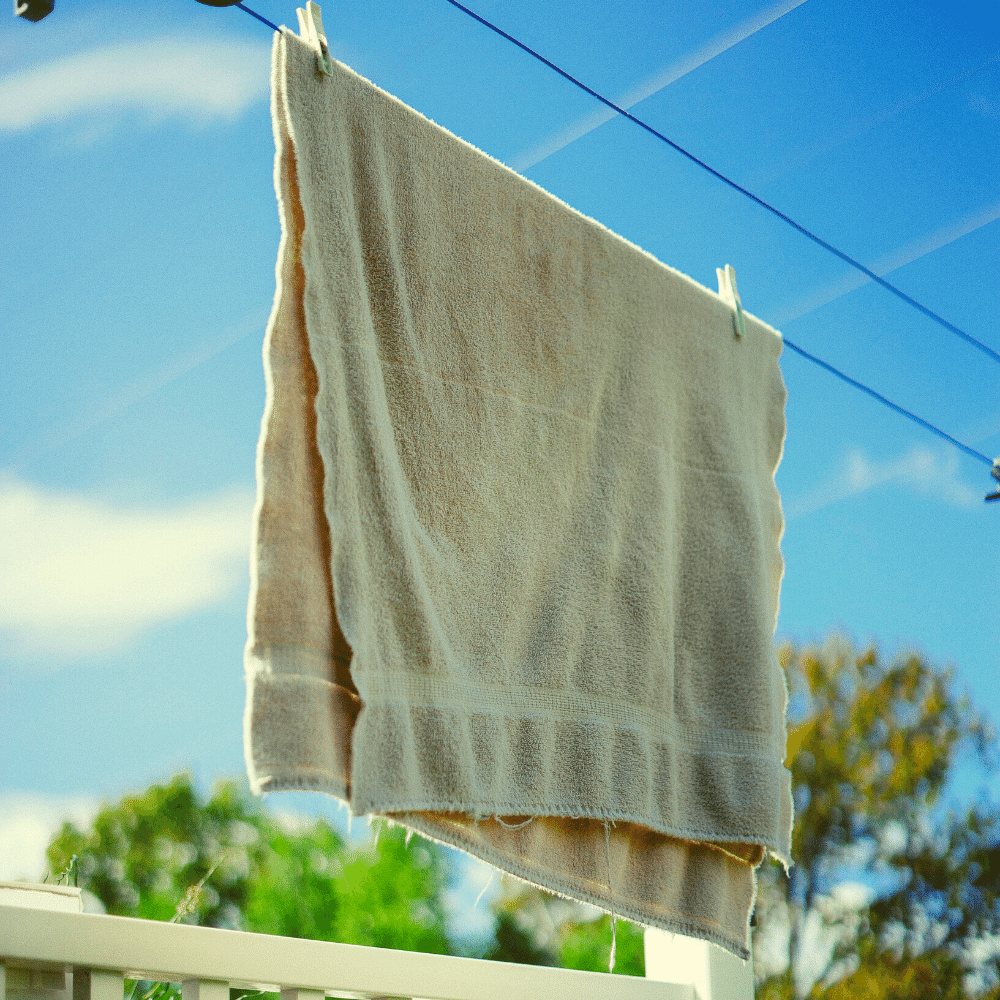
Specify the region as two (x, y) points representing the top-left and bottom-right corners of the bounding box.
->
(1, 888), (751, 1000)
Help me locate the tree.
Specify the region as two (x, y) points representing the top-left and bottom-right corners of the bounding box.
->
(44, 772), (644, 976)
(752, 640), (999, 998)
(56, 635), (999, 1000)
(46, 774), (453, 955)
(483, 880), (645, 976)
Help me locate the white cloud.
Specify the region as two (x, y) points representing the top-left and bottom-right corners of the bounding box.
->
(0, 791), (99, 882)
(0, 37), (270, 133)
(785, 445), (985, 519)
(843, 447), (982, 508)
(0, 475), (254, 659)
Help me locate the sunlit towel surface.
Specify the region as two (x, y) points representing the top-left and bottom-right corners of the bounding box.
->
(245, 23), (792, 959)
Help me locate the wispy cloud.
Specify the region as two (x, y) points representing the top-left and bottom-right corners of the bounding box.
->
(512, 0), (809, 172)
(784, 445), (985, 519)
(769, 195), (1000, 327)
(969, 91), (1000, 121)
(0, 476), (254, 659)
(11, 311), (266, 466)
(0, 791), (99, 881)
(0, 37), (270, 133)
(749, 49), (1000, 193)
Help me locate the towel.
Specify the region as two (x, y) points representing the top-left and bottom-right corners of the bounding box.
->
(245, 22), (792, 960)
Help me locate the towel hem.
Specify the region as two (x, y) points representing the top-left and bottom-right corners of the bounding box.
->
(251, 769), (753, 960)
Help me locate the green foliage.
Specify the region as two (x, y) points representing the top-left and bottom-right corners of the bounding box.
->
(558, 914), (645, 976)
(46, 774), (453, 954)
(816, 936), (972, 1000)
(483, 909), (557, 967)
(331, 824), (451, 953)
(782, 643), (990, 900)
(48, 774), (271, 926)
(45, 772), (640, 977)
(238, 811), (346, 942)
(753, 641), (999, 998)
(481, 882), (644, 976)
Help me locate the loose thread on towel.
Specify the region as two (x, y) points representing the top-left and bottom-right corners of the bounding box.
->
(442, 0), (1000, 370)
(474, 871), (495, 909)
(604, 820), (617, 973)
(494, 814), (536, 830)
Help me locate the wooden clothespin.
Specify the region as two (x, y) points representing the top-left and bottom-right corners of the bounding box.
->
(716, 264), (746, 339)
(298, 1), (333, 76)
(986, 458), (1000, 503)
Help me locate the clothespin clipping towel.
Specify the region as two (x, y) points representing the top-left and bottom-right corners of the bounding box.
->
(986, 458), (1000, 503)
(298, 1), (334, 76)
(717, 264), (746, 339)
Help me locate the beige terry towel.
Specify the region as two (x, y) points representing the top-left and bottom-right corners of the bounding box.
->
(246, 22), (792, 960)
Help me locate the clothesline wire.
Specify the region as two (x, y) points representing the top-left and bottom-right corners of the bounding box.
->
(237, 2), (279, 32)
(441, 0), (1000, 369)
(233, 1), (996, 472)
(781, 339), (993, 467)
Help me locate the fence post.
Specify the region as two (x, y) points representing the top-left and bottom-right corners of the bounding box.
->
(281, 988), (325, 1000)
(72, 969), (124, 1000)
(182, 980), (229, 1000)
(644, 929), (753, 1000)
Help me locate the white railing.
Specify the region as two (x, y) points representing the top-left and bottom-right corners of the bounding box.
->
(0, 884), (752, 1000)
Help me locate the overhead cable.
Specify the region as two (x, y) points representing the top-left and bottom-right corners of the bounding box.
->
(782, 339), (993, 468)
(443, 0), (1000, 368)
(236, 2), (280, 31)
(219, 1), (999, 493)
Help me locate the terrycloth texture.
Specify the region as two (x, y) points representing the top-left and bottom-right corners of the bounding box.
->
(245, 24), (792, 960)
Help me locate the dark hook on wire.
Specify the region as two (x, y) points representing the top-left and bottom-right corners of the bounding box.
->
(987, 460), (1000, 503)
(14, 0), (54, 21)
(15, 0), (280, 31)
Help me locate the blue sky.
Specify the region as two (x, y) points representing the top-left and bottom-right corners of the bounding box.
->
(1, 0), (998, 961)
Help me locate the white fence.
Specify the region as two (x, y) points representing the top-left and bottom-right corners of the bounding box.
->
(0, 883), (752, 1000)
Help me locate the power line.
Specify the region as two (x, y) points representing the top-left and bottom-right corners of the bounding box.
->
(229, 0), (998, 490)
(237, 3), (279, 32)
(782, 339), (993, 468)
(442, 0), (1000, 369)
